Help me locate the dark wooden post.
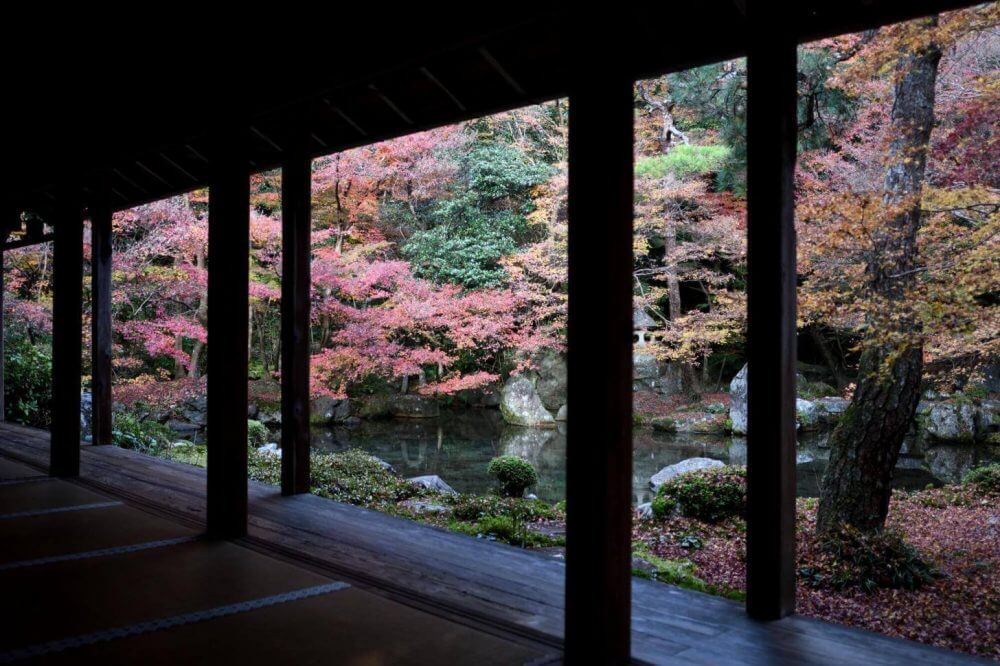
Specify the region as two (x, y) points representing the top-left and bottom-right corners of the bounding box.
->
(90, 200), (113, 445)
(564, 71), (634, 661)
(1, 244), (5, 423)
(206, 132), (250, 538)
(51, 200), (84, 477)
(745, 23), (798, 620)
(280, 144), (312, 496)
(0, 246), (5, 423)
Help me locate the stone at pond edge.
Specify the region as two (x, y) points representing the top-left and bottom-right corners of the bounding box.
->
(357, 395), (392, 420)
(926, 401), (978, 443)
(649, 457), (725, 491)
(389, 394), (440, 419)
(555, 405), (567, 421)
(407, 475), (458, 495)
(310, 396), (351, 425)
(534, 349), (567, 412)
(636, 502), (654, 520)
(673, 412), (728, 435)
(650, 417), (676, 433)
(500, 375), (555, 427)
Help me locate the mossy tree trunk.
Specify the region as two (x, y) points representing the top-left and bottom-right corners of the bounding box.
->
(816, 25), (941, 535)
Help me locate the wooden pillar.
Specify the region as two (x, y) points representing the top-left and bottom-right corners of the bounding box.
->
(1, 245), (5, 423)
(280, 145), (312, 496)
(745, 23), (798, 620)
(206, 133), (250, 538)
(90, 200), (113, 445)
(51, 200), (84, 477)
(564, 71), (634, 661)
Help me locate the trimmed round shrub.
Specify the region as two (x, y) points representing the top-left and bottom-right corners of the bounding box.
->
(487, 455), (538, 498)
(247, 419), (268, 447)
(963, 463), (1000, 494)
(652, 466), (746, 522)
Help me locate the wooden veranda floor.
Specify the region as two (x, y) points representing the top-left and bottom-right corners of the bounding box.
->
(0, 421), (988, 665)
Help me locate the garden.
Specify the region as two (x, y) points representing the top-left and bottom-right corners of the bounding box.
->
(2, 5), (999, 660)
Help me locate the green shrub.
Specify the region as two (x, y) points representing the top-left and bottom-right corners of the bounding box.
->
(963, 463), (1000, 494)
(449, 495), (556, 522)
(3, 336), (53, 427)
(811, 524), (938, 592)
(650, 494), (678, 519)
(248, 448), (419, 508)
(112, 411), (174, 455)
(487, 455), (538, 498)
(635, 144), (730, 180)
(247, 419), (268, 447)
(653, 466), (746, 522)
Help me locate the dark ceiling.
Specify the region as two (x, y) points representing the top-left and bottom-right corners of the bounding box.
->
(2, 1), (976, 224)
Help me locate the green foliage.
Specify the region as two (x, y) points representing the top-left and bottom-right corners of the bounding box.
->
(632, 543), (745, 601)
(808, 525), (938, 592)
(963, 464), (1000, 494)
(402, 143), (551, 288)
(247, 419), (268, 447)
(3, 335), (53, 427)
(799, 380), (838, 399)
(650, 494), (678, 519)
(635, 145), (730, 180)
(653, 466), (747, 522)
(248, 448), (419, 507)
(449, 515), (563, 548)
(448, 494), (556, 522)
(112, 411), (174, 455)
(487, 455), (539, 498)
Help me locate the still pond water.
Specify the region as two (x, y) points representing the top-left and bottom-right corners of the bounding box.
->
(312, 409), (999, 505)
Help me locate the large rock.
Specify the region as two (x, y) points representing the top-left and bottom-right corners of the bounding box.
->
(389, 395), (440, 419)
(926, 401), (978, 443)
(730, 364), (846, 435)
(407, 475), (457, 495)
(673, 412), (728, 435)
(633, 352), (661, 392)
(649, 457), (725, 491)
(796, 398), (849, 431)
(534, 349), (567, 411)
(310, 396), (351, 425)
(357, 395), (392, 420)
(729, 364), (748, 435)
(658, 364), (688, 397)
(180, 394), (208, 426)
(500, 375), (555, 427)
(165, 420), (201, 437)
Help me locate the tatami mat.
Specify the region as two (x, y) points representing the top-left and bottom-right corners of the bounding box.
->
(0, 458), (44, 481)
(0, 540), (333, 651)
(0, 480), (113, 514)
(0, 477), (552, 665)
(0, 503), (196, 565)
(26, 586), (553, 665)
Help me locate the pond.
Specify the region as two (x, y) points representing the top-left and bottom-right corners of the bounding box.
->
(310, 409), (1000, 505)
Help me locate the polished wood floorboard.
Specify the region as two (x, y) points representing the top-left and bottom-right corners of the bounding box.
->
(0, 421), (988, 665)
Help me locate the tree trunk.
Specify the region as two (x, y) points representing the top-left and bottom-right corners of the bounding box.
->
(817, 26), (940, 535)
(664, 217), (699, 392)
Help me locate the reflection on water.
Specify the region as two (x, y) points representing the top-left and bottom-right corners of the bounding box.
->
(312, 410), (999, 505)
